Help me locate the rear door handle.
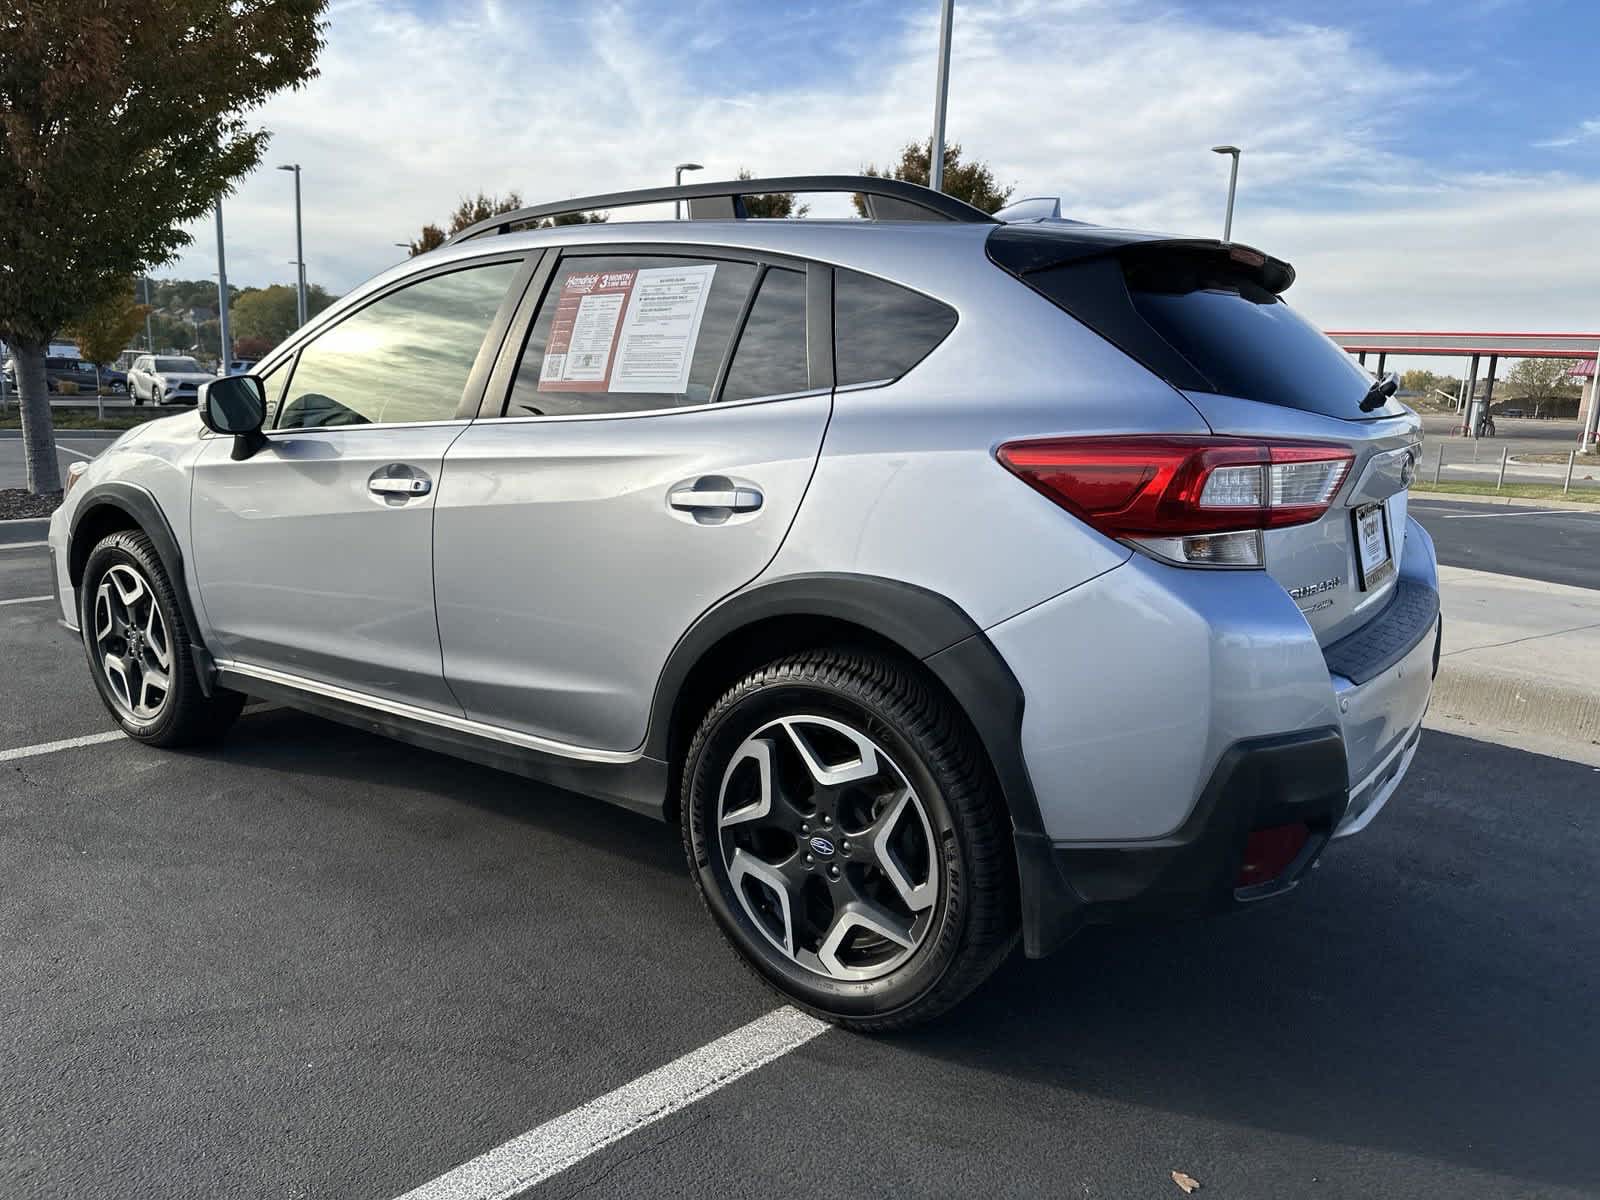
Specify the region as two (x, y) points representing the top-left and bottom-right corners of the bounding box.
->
(669, 486), (763, 512)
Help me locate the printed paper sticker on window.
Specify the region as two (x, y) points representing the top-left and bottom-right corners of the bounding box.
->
(539, 263), (716, 394)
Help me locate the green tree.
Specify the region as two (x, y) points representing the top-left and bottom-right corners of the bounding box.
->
(737, 168), (811, 219)
(0, 0), (326, 492)
(852, 140), (1012, 216)
(407, 191), (607, 255)
(231, 283), (337, 345)
(64, 283), (150, 392)
(1504, 357), (1581, 415)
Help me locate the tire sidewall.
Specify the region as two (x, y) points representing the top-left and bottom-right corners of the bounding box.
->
(80, 535), (190, 741)
(686, 672), (975, 1020)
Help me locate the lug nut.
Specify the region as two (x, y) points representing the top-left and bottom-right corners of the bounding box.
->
(841, 839), (851, 852)
(805, 853), (814, 863)
(828, 865), (840, 880)
(800, 823), (809, 833)
(822, 815), (833, 828)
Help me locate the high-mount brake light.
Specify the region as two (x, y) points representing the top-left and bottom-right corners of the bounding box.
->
(996, 436), (1353, 569)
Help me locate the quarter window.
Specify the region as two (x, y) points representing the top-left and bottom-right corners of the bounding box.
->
(833, 268), (957, 387)
(721, 267), (810, 402)
(276, 261), (519, 429)
(505, 255), (756, 418)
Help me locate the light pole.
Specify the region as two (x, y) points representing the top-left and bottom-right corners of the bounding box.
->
(930, 0), (955, 193)
(1211, 145), (1241, 244)
(278, 164), (308, 327)
(673, 162), (702, 219)
(214, 203), (232, 370)
(140, 277), (154, 351)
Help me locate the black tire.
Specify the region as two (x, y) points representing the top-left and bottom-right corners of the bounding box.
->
(79, 529), (245, 746)
(682, 648), (1018, 1033)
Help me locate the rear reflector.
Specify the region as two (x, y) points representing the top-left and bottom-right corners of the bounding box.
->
(1236, 823), (1311, 888)
(996, 436), (1354, 568)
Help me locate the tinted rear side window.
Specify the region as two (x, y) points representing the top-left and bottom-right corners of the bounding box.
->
(833, 269), (956, 387)
(721, 267), (809, 402)
(1123, 253), (1376, 418)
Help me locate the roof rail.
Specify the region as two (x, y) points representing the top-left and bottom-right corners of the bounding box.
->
(442, 175), (998, 246)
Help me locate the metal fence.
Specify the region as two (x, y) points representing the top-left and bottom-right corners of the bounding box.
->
(1423, 438), (1599, 495)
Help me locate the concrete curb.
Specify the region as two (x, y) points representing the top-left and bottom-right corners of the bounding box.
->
(1410, 489), (1600, 511)
(1431, 661), (1600, 752)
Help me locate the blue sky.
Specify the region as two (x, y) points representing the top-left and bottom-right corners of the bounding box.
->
(168, 0), (1600, 338)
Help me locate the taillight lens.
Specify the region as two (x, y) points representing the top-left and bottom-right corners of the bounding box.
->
(996, 436), (1353, 568)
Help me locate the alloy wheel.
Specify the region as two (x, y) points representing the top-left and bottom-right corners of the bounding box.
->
(92, 563), (172, 720)
(717, 715), (940, 982)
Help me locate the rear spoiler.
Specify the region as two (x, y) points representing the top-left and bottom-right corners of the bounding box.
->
(986, 224), (1295, 294)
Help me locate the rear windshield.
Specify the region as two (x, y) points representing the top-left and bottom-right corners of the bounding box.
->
(992, 231), (1399, 420)
(155, 357), (200, 372)
(1124, 254), (1377, 418)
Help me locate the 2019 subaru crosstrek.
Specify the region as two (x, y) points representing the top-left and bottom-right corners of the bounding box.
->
(49, 176), (1438, 1030)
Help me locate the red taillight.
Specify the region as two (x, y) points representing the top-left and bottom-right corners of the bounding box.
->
(997, 437), (1353, 566)
(1236, 823), (1311, 888)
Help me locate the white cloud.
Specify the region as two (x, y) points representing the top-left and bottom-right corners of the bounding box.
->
(166, 0), (1599, 337)
(1537, 116), (1600, 149)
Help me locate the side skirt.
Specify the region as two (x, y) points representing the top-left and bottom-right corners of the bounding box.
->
(216, 666), (670, 821)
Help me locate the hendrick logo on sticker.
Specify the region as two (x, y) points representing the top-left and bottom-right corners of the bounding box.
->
(565, 273), (602, 294)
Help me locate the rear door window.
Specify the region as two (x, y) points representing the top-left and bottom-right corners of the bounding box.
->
(505, 255), (757, 417)
(721, 267), (810, 402)
(833, 269), (957, 387)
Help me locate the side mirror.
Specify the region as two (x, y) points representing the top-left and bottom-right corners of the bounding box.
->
(198, 375), (268, 460)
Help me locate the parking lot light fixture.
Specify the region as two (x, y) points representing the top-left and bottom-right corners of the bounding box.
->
(277, 164), (308, 327)
(674, 162), (703, 219)
(1211, 145), (1241, 244)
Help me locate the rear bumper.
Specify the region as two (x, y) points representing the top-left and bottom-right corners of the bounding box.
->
(989, 516), (1439, 957)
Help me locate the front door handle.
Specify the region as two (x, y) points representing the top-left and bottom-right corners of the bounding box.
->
(369, 476), (431, 497)
(669, 486), (762, 512)
(368, 465), (432, 502)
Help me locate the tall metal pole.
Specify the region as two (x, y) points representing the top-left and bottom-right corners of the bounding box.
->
(141, 277), (154, 351)
(673, 162), (702, 220)
(214, 200), (231, 370)
(929, 0), (955, 193)
(293, 168), (306, 327)
(1212, 145), (1241, 243)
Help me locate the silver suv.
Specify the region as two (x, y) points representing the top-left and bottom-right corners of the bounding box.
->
(48, 176), (1438, 1030)
(127, 354), (215, 405)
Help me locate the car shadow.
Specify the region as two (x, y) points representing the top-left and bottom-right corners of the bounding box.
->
(887, 732), (1599, 1194)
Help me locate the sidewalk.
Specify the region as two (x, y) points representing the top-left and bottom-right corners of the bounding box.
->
(1430, 565), (1600, 764)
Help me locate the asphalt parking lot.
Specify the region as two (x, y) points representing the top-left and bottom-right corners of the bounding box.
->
(3, 532), (1599, 1199)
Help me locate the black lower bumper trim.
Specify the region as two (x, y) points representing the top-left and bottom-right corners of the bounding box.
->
(1020, 727), (1348, 957)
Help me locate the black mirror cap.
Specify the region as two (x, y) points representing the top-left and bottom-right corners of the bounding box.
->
(199, 375), (269, 460)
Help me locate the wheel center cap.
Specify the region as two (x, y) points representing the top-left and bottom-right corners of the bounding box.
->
(808, 835), (836, 858)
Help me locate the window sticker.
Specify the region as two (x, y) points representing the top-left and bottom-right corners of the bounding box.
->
(539, 263), (717, 393)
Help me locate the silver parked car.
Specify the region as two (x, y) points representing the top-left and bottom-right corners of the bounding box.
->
(48, 176), (1438, 1030)
(126, 354), (215, 405)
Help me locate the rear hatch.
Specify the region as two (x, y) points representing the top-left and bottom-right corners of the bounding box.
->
(989, 225), (1421, 647)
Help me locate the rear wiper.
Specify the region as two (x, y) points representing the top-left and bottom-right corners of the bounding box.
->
(1361, 371), (1399, 412)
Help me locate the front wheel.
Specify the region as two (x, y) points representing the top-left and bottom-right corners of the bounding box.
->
(682, 649), (1018, 1032)
(80, 529), (245, 746)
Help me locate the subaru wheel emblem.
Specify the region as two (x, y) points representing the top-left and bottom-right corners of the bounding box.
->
(809, 836), (836, 857)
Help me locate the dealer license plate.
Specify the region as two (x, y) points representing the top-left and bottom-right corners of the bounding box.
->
(1355, 503), (1393, 590)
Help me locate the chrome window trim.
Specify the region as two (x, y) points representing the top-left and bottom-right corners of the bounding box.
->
(214, 659), (640, 764)
(492, 386), (831, 426)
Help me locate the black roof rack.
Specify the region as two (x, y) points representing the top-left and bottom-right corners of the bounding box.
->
(442, 175), (998, 246)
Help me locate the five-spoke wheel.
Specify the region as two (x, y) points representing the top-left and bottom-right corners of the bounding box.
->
(719, 715), (939, 982)
(684, 649), (1018, 1031)
(92, 563), (172, 720)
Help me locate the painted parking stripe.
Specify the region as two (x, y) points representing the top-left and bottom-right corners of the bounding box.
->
(0, 541), (47, 550)
(1436, 509), (1600, 520)
(0, 705), (280, 764)
(55, 445), (93, 461)
(393, 1006), (829, 1200)
(0, 594), (51, 607)
(0, 729), (128, 762)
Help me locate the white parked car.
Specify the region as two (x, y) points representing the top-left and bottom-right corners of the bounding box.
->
(126, 355), (215, 406)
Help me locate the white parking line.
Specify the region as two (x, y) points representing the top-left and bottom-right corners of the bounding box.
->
(0, 541), (47, 550)
(55, 445), (93, 461)
(0, 594), (51, 607)
(0, 704), (281, 764)
(0, 729), (128, 762)
(393, 1007), (829, 1200)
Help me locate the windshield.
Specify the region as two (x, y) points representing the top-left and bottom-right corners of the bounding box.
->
(155, 358), (201, 372)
